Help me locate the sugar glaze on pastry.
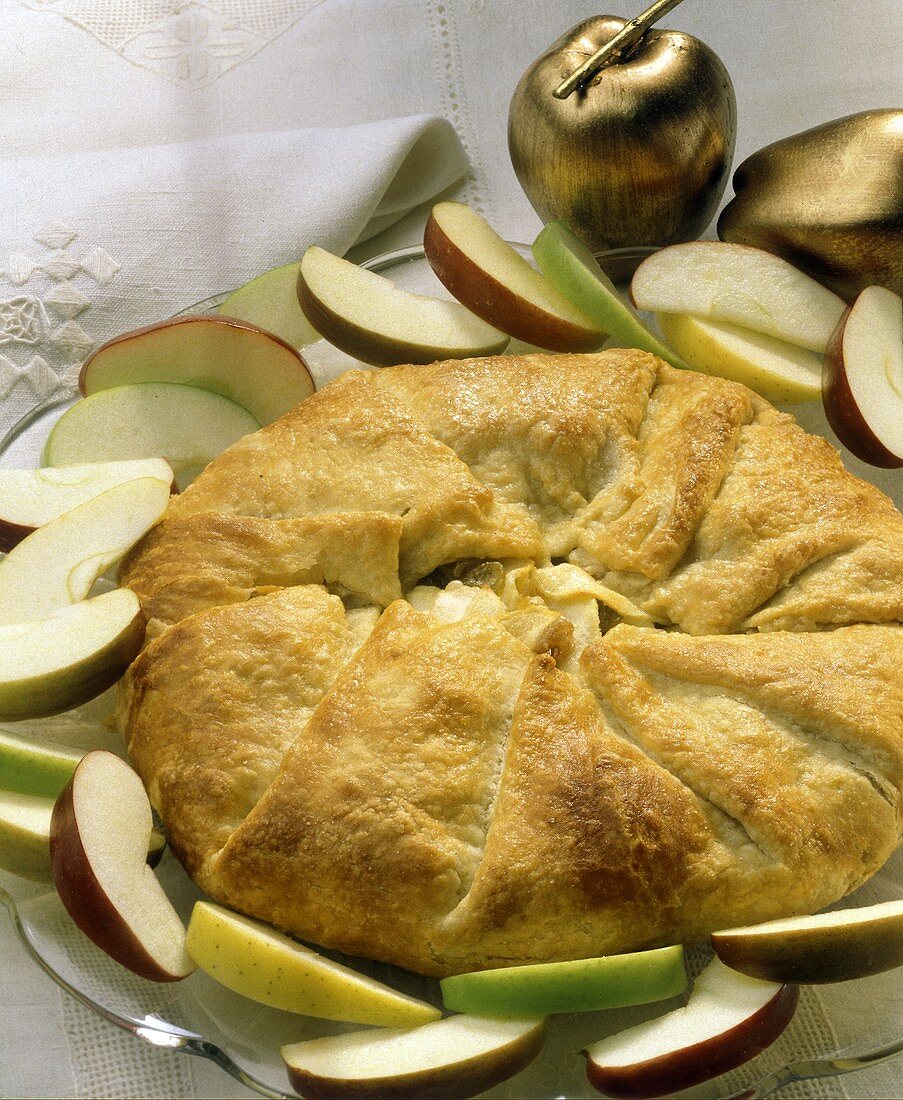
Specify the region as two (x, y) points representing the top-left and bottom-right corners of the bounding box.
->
(118, 350), (903, 976)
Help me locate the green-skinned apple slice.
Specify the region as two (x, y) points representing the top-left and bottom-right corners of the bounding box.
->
(0, 728), (82, 799)
(822, 285), (903, 468)
(186, 900), (441, 1027)
(0, 789), (54, 881)
(0, 459), (174, 553)
(424, 202), (606, 352)
(282, 1013), (547, 1100)
(440, 945), (687, 1017)
(79, 316), (314, 426)
(297, 245), (510, 367)
(0, 476), (170, 626)
(656, 312), (822, 404)
(584, 958), (798, 1098)
(219, 263), (320, 350)
(51, 749), (195, 982)
(531, 221), (686, 367)
(630, 242), (846, 352)
(0, 589), (144, 721)
(43, 382), (260, 487)
(711, 900), (903, 984)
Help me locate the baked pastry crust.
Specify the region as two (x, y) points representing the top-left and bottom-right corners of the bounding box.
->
(119, 350), (903, 976)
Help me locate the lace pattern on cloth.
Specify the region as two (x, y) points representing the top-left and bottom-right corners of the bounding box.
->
(19, 0), (328, 87)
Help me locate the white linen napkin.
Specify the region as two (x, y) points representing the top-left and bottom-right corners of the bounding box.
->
(0, 114), (467, 424)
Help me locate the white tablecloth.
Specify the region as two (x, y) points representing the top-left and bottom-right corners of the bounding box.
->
(0, 1), (901, 1096)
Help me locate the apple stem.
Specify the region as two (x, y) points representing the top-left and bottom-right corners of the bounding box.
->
(553, 0), (689, 99)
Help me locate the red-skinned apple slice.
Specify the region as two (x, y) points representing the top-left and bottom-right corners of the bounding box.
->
(281, 1014), (547, 1100)
(79, 316), (315, 425)
(822, 285), (903, 468)
(712, 900), (903, 984)
(50, 749), (195, 982)
(584, 958), (798, 1099)
(297, 245), (510, 367)
(629, 241), (846, 352)
(0, 459), (174, 553)
(424, 202), (606, 351)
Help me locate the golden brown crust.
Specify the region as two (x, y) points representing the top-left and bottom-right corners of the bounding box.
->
(118, 349), (903, 975)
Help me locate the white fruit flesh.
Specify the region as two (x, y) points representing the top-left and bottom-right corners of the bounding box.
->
(297, 246), (509, 366)
(630, 242), (846, 352)
(282, 1014), (546, 1097)
(51, 750), (194, 981)
(79, 316), (315, 426)
(186, 900), (441, 1026)
(219, 263), (320, 350)
(0, 459), (173, 550)
(0, 589), (144, 721)
(656, 312), (822, 403)
(43, 383), (260, 486)
(0, 476), (170, 626)
(425, 203), (605, 351)
(0, 789), (54, 881)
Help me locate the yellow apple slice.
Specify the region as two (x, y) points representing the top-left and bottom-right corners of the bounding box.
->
(0, 728), (82, 799)
(440, 945), (687, 1017)
(0, 476), (170, 626)
(584, 958), (798, 1098)
(822, 285), (903, 468)
(711, 900), (903, 984)
(79, 316), (315, 426)
(655, 312), (822, 404)
(43, 382), (260, 486)
(219, 262), (320, 350)
(630, 242), (846, 352)
(282, 1014), (547, 1100)
(0, 589), (145, 721)
(297, 245), (510, 367)
(0, 459), (174, 553)
(424, 202), (606, 351)
(51, 749), (195, 982)
(0, 789), (54, 881)
(186, 900), (441, 1027)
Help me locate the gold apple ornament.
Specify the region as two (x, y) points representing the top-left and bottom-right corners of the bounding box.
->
(509, 0), (736, 269)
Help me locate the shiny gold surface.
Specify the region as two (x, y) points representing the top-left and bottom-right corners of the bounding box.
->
(509, 15), (736, 255)
(718, 110), (903, 301)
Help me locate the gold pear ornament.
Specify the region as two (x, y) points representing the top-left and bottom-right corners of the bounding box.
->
(508, 3), (736, 259)
(718, 109), (903, 300)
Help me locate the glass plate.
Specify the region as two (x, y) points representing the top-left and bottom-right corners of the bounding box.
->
(1, 246), (902, 1100)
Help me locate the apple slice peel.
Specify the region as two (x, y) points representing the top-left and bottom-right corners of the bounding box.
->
(584, 958), (798, 1098)
(281, 1013), (547, 1100)
(50, 749), (195, 982)
(0, 789), (55, 882)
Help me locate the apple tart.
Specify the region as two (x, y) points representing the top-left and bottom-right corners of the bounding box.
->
(118, 350), (903, 976)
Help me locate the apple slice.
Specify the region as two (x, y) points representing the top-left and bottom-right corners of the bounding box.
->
(50, 749), (195, 982)
(79, 316), (315, 426)
(656, 313), (822, 404)
(424, 202), (606, 352)
(296, 245), (510, 367)
(0, 789), (54, 881)
(630, 242), (846, 352)
(43, 382), (260, 487)
(584, 958), (798, 1098)
(0, 728), (82, 799)
(440, 945), (687, 1017)
(0, 459), (174, 553)
(712, 900), (903, 984)
(0, 589), (144, 721)
(822, 285), (903, 468)
(532, 220), (686, 367)
(0, 475), (170, 626)
(281, 1013), (547, 1100)
(219, 262), (320, 350)
(186, 900), (441, 1027)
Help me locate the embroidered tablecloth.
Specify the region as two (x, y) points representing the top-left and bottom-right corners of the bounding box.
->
(0, 1), (901, 1096)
